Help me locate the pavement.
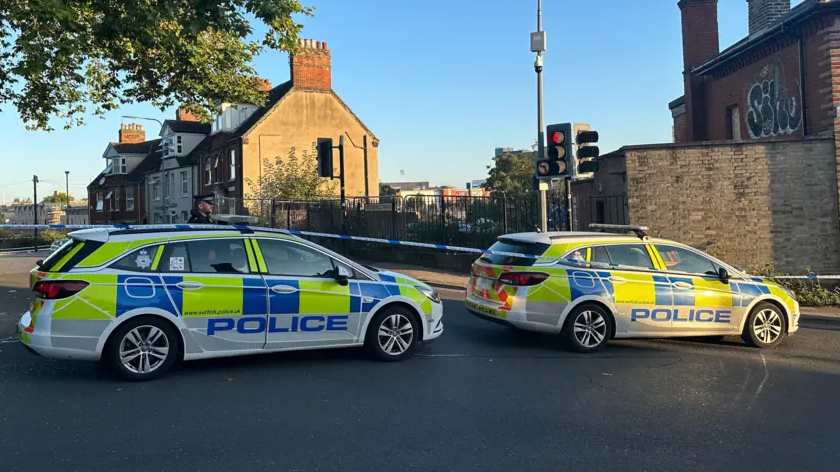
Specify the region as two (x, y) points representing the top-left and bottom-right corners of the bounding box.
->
(2, 254), (840, 471)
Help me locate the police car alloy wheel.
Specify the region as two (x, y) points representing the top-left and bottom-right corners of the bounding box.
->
(742, 302), (787, 349)
(562, 303), (613, 353)
(105, 317), (179, 381)
(366, 306), (420, 361)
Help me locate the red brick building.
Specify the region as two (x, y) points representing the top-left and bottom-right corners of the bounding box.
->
(87, 124), (161, 224)
(671, 0), (840, 143)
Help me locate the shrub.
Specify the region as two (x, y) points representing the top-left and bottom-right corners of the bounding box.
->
(752, 264), (840, 307)
(40, 228), (66, 244)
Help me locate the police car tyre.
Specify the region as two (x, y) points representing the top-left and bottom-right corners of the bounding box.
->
(365, 305), (420, 362)
(561, 303), (613, 353)
(105, 316), (179, 381)
(742, 302), (787, 349)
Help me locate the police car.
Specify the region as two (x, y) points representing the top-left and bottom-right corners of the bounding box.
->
(465, 224), (799, 352)
(18, 225), (444, 381)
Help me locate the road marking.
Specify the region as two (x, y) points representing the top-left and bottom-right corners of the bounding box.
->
(0, 336), (18, 344)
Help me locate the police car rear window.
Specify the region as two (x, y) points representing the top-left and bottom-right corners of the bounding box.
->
(480, 239), (550, 267)
(38, 239), (82, 272)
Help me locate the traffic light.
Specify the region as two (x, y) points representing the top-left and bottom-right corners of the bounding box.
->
(536, 123), (573, 179)
(317, 137), (333, 178)
(575, 130), (600, 174)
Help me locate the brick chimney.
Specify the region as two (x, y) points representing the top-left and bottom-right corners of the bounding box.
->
(258, 78), (272, 92)
(679, 0), (720, 142)
(176, 107), (200, 122)
(748, 0), (790, 36)
(290, 39), (331, 91)
(119, 123), (146, 144)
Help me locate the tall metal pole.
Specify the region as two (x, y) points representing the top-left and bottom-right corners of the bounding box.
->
(536, 0), (548, 232)
(33, 175), (39, 251)
(363, 135), (369, 200)
(65, 171), (70, 216)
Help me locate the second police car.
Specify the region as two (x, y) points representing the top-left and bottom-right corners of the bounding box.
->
(466, 224), (800, 352)
(18, 225), (444, 381)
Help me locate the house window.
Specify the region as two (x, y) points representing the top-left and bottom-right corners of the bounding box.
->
(115, 187), (120, 211)
(105, 191), (113, 211)
(214, 156), (220, 183)
(182, 211), (189, 222)
(229, 149), (236, 180)
(181, 171), (189, 196)
(169, 173), (175, 199)
(152, 179), (161, 200)
(177, 136), (182, 144)
(126, 188), (135, 211)
(726, 105), (741, 140)
(96, 193), (103, 212)
(110, 157), (127, 174)
(205, 157), (212, 186)
(177, 145), (182, 154)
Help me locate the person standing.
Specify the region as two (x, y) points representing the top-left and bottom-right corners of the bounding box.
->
(188, 194), (221, 224)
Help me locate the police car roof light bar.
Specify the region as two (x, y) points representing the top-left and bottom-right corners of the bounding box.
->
(588, 223), (649, 240)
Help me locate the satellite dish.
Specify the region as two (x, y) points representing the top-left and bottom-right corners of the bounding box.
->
(99, 177), (105, 185)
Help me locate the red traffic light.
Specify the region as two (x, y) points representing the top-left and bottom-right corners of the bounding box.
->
(550, 131), (565, 144)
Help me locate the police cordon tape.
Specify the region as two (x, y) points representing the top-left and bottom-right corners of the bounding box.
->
(1, 223), (839, 280)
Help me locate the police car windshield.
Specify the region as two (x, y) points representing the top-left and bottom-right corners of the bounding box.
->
(480, 239), (550, 267)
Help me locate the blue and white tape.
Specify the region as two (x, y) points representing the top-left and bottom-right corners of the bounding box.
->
(1, 224), (838, 280)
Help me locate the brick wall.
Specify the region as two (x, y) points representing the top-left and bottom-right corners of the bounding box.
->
(748, 0), (791, 36)
(680, 0), (720, 142)
(615, 137), (840, 274)
(290, 39), (331, 91)
(700, 14), (837, 141)
(673, 113), (687, 143)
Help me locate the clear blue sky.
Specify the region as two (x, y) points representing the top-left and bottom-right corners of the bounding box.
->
(0, 0), (804, 201)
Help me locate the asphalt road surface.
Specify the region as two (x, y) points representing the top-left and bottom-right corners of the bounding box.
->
(1, 255), (840, 472)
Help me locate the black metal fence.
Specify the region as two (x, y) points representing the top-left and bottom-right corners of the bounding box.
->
(241, 193), (628, 249)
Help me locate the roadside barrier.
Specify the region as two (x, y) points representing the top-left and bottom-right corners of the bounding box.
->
(1, 224), (838, 280)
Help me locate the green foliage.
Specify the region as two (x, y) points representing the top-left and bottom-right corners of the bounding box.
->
(379, 184), (397, 196)
(40, 229), (66, 244)
(753, 264), (840, 307)
(42, 194), (74, 204)
(245, 145), (338, 203)
(1, 0), (313, 130)
(484, 152), (535, 194)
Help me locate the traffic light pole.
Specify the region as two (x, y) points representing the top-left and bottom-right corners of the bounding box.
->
(338, 135), (346, 234)
(535, 0), (547, 232)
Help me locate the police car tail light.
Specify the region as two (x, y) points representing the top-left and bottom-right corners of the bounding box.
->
(498, 272), (549, 286)
(33, 280), (90, 300)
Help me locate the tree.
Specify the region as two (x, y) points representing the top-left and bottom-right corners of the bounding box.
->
(484, 151), (536, 194)
(245, 145), (337, 202)
(43, 194), (74, 204)
(1, 1), (313, 131)
(379, 184), (397, 196)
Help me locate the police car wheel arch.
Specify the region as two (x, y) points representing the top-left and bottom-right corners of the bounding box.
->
(358, 298), (429, 343)
(736, 295), (794, 335)
(558, 295), (619, 336)
(742, 301), (788, 348)
(104, 315), (180, 380)
(96, 309), (187, 360)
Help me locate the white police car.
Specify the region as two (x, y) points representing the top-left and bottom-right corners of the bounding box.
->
(19, 225), (444, 381)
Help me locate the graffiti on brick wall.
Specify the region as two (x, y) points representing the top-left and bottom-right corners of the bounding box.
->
(745, 60), (802, 139)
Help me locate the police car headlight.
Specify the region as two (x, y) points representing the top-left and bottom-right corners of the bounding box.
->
(416, 285), (441, 304)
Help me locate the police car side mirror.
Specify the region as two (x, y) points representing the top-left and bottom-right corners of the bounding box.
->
(718, 267), (730, 282)
(335, 265), (351, 286)
(35, 260), (43, 268)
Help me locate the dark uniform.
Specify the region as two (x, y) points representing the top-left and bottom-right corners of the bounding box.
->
(187, 195), (225, 224)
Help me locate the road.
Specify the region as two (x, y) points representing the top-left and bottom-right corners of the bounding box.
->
(1, 255), (840, 471)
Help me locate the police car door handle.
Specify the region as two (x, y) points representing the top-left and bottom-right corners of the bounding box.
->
(176, 281), (204, 290)
(673, 281), (693, 290)
(271, 285), (298, 294)
(608, 276), (627, 283)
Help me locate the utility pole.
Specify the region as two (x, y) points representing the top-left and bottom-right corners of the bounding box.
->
(33, 175), (39, 251)
(534, 0), (548, 232)
(65, 171), (70, 214)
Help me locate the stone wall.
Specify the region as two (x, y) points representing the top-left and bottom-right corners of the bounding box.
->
(617, 137), (840, 274)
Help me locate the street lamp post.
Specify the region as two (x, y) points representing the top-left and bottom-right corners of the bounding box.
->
(532, 0), (548, 232)
(65, 171), (69, 214)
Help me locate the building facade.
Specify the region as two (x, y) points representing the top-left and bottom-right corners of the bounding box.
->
(572, 0), (840, 274)
(195, 39), (380, 215)
(145, 113), (210, 223)
(87, 124), (159, 224)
